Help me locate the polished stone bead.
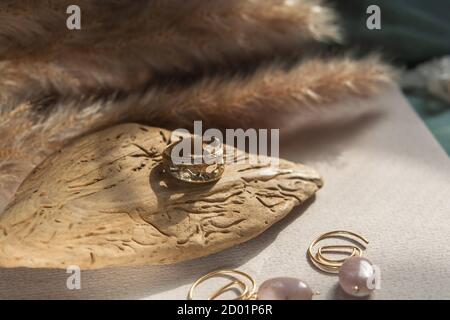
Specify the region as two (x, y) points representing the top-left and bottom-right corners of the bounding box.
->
(257, 277), (313, 300)
(338, 256), (376, 297)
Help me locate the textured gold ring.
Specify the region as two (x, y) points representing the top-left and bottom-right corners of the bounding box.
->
(162, 136), (225, 184)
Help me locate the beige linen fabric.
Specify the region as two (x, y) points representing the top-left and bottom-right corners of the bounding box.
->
(0, 86), (449, 299)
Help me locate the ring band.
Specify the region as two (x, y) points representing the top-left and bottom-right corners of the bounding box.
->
(162, 136), (225, 184)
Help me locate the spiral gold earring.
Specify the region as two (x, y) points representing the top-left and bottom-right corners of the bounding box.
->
(308, 230), (368, 273)
(188, 269), (256, 300)
(308, 230), (379, 297)
(188, 269), (317, 300)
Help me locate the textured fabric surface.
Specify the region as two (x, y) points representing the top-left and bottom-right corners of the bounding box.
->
(0, 86), (449, 299)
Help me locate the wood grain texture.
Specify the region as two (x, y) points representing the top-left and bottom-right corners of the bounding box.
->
(0, 124), (322, 269)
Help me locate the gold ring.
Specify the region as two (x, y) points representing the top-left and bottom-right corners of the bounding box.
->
(162, 136), (225, 184)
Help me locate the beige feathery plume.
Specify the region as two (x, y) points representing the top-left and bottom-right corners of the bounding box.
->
(32, 56), (396, 145)
(0, 0), (339, 112)
(149, 55), (396, 129)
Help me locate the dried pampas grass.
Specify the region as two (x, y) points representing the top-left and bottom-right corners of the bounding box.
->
(2, 56), (395, 151)
(150, 55), (396, 129)
(0, 0), (339, 111)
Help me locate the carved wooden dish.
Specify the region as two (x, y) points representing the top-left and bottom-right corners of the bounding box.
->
(0, 124), (322, 269)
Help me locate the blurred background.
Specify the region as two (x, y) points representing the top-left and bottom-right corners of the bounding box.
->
(330, 0), (450, 154)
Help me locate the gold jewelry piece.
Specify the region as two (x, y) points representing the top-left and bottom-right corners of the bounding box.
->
(188, 269), (317, 300)
(308, 231), (379, 297)
(188, 269), (256, 300)
(307, 230), (369, 274)
(162, 136), (224, 184)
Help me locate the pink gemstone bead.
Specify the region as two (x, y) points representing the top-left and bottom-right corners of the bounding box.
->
(257, 277), (313, 300)
(338, 256), (376, 297)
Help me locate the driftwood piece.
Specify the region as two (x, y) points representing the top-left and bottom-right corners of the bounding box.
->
(0, 124), (322, 269)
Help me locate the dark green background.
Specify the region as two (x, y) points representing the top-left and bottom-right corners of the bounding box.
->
(330, 0), (450, 154)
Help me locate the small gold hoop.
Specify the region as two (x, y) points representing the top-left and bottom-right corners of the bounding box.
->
(188, 269), (257, 300)
(308, 230), (369, 274)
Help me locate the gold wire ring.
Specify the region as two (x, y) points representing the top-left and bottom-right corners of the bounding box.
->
(318, 245), (362, 264)
(163, 137), (225, 184)
(308, 230), (369, 274)
(188, 269), (257, 300)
